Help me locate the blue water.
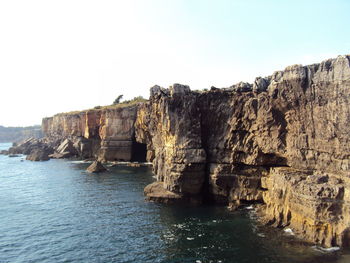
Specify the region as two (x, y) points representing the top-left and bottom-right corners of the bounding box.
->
(0, 142), (349, 263)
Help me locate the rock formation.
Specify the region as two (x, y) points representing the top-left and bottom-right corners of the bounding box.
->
(8, 55), (350, 248)
(26, 148), (51, 161)
(41, 104), (144, 162)
(86, 161), (107, 173)
(135, 55), (350, 247)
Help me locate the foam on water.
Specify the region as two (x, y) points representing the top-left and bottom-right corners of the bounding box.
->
(69, 160), (92, 164)
(312, 246), (341, 253)
(284, 228), (295, 235)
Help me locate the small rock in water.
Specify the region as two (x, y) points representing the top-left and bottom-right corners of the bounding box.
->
(26, 148), (50, 161)
(86, 161), (107, 173)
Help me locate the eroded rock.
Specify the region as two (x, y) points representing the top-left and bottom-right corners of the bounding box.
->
(26, 148), (50, 161)
(135, 55), (350, 247)
(86, 161), (107, 173)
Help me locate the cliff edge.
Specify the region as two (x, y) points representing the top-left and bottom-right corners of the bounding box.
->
(135, 55), (350, 247)
(6, 55), (350, 248)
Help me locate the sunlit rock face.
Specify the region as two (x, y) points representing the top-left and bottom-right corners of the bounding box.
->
(135, 55), (350, 247)
(135, 84), (207, 204)
(37, 55), (350, 247)
(42, 105), (139, 161)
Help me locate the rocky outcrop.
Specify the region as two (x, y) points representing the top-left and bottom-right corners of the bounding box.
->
(135, 55), (350, 247)
(8, 138), (55, 157)
(260, 168), (350, 247)
(42, 104), (144, 162)
(25, 146), (52, 161)
(13, 55), (349, 247)
(86, 161), (107, 173)
(135, 84), (207, 203)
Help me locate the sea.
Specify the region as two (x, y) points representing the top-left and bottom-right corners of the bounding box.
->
(0, 142), (349, 263)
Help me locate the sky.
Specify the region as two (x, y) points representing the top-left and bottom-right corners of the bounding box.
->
(0, 0), (349, 127)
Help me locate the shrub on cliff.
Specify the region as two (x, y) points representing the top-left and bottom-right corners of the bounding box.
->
(113, 95), (124, 105)
(121, 96), (147, 105)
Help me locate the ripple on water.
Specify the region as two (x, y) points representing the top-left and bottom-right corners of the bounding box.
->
(0, 143), (349, 263)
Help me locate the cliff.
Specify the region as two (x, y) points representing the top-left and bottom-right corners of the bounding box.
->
(135, 55), (350, 247)
(41, 104), (146, 161)
(7, 55), (350, 247)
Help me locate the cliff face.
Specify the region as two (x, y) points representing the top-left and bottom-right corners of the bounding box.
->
(42, 105), (140, 161)
(20, 55), (350, 247)
(135, 55), (350, 247)
(136, 85), (207, 203)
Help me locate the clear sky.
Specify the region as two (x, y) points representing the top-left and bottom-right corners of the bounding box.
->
(0, 0), (349, 126)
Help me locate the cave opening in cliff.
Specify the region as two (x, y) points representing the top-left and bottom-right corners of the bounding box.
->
(131, 140), (147, 162)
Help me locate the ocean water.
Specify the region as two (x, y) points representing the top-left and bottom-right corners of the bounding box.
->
(0, 142), (349, 263)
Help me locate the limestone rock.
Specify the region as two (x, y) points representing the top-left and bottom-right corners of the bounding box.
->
(49, 152), (72, 159)
(135, 55), (350, 247)
(42, 105), (140, 162)
(135, 83), (206, 200)
(86, 161), (107, 173)
(26, 148), (50, 161)
(144, 182), (202, 205)
(253, 77), (270, 93)
(55, 139), (77, 157)
(260, 167), (350, 247)
(36, 54), (350, 247)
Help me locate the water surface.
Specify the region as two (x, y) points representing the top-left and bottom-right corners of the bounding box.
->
(0, 143), (349, 263)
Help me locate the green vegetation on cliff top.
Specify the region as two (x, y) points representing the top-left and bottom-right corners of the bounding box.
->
(54, 96), (147, 116)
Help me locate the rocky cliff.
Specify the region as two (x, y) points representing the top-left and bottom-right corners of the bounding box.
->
(42, 104), (145, 162)
(135, 55), (350, 247)
(7, 55), (350, 248)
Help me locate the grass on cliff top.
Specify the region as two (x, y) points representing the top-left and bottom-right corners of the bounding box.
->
(57, 96), (148, 116)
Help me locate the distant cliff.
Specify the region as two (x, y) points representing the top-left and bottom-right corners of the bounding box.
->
(41, 103), (146, 162)
(0, 125), (42, 143)
(8, 55), (350, 248)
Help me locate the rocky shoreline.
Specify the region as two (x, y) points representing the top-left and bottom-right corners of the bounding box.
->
(2, 55), (350, 248)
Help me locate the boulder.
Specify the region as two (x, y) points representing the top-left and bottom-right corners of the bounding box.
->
(54, 139), (77, 158)
(86, 161), (107, 173)
(49, 152), (72, 159)
(144, 182), (202, 205)
(26, 148), (50, 161)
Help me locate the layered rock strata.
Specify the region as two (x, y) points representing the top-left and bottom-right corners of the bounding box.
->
(42, 105), (143, 162)
(135, 55), (350, 247)
(6, 55), (350, 248)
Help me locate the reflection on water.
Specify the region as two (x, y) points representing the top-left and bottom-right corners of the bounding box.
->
(0, 143), (349, 263)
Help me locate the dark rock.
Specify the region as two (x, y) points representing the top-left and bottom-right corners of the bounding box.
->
(26, 148), (50, 161)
